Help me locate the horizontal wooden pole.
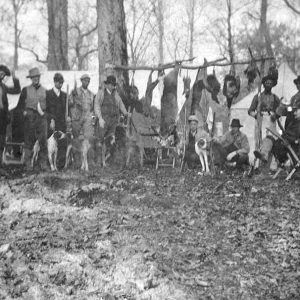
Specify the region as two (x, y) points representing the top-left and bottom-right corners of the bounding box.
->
(109, 56), (274, 71)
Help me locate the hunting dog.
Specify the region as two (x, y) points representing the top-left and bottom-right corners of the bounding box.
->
(195, 137), (210, 174)
(31, 130), (65, 170)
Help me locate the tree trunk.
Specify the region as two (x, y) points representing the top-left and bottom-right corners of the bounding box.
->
(97, 0), (129, 91)
(14, 12), (18, 70)
(46, 0), (70, 70)
(226, 0), (234, 65)
(187, 0), (195, 60)
(260, 0), (274, 58)
(157, 0), (164, 64)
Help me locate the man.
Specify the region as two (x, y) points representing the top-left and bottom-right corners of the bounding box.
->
(46, 73), (67, 169)
(94, 75), (129, 161)
(248, 75), (280, 148)
(183, 115), (209, 169)
(18, 67), (48, 171)
(254, 101), (300, 166)
(276, 75), (300, 130)
(0, 65), (21, 166)
(69, 74), (95, 139)
(216, 119), (250, 168)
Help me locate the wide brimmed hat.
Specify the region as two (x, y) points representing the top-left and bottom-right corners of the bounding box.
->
(80, 74), (90, 80)
(188, 115), (199, 123)
(54, 73), (64, 82)
(26, 67), (42, 78)
(261, 75), (274, 85)
(104, 75), (117, 86)
(230, 118), (243, 128)
(293, 75), (300, 85)
(0, 65), (11, 76)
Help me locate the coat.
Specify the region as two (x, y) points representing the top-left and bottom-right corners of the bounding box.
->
(0, 78), (21, 135)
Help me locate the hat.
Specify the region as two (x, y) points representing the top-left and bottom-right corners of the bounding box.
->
(0, 65), (11, 76)
(230, 119), (243, 128)
(188, 115), (199, 123)
(80, 74), (90, 80)
(54, 73), (64, 82)
(104, 75), (117, 86)
(26, 67), (41, 78)
(261, 75), (274, 85)
(293, 75), (300, 85)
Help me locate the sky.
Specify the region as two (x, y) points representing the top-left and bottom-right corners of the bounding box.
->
(0, 0), (298, 70)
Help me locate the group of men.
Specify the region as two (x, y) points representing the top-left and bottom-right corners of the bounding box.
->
(0, 65), (131, 172)
(184, 73), (300, 174)
(1, 63), (300, 176)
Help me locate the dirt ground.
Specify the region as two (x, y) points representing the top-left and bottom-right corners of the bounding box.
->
(0, 164), (300, 300)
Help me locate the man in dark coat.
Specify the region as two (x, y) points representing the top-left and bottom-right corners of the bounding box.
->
(46, 73), (67, 169)
(18, 67), (48, 171)
(0, 65), (21, 166)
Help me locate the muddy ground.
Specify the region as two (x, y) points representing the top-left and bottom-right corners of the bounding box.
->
(0, 165), (300, 300)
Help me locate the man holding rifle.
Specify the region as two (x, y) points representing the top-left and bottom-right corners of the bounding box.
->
(254, 101), (300, 167)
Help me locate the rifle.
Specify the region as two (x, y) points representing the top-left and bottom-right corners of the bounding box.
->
(180, 107), (187, 173)
(266, 120), (300, 181)
(209, 112), (216, 176)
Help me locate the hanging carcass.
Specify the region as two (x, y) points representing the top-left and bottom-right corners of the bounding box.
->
(222, 66), (240, 109)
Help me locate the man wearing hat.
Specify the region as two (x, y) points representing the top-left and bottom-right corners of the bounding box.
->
(0, 65), (21, 166)
(69, 73), (96, 140)
(94, 75), (129, 162)
(17, 67), (48, 171)
(182, 115), (209, 169)
(46, 73), (67, 169)
(216, 119), (250, 168)
(254, 101), (300, 166)
(248, 75), (280, 149)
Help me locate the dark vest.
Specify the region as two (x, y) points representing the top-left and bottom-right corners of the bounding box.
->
(187, 131), (196, 152)
(26, 85), (46, 111)
(101, 89), (119, 121)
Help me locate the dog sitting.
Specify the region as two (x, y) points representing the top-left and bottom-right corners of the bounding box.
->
(195, 137), (210, 174)
(47, 131), (65, 171)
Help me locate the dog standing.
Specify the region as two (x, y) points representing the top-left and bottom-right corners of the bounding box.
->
(31, 140), (40, 168)
(47, 131), (65, 171)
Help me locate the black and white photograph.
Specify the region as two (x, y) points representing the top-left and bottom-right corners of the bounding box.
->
(0, 0), (300, 299)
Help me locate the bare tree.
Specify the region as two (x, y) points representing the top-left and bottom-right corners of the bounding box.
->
(125, 0), (155, 65)
(46, 0), (69, 70)
(97, 0), (129, 90)
(69, 1), (98, 70)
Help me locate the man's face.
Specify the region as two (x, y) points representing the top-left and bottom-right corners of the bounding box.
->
(231, 126), (239, 134)
(0, 70), (6, 81)
(31, 75), (40, 86)
(54, 80), (64, 90)
(81, 78), (90, 89)
(293, 108), (300, 120)
(263, 80), (273, 91)
(106, 83), (116, 92)
(189, 121), (198, 131)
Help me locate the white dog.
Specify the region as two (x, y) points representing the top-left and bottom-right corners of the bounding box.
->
(31, 140), (40, 168)
(47, 131), (65, 171)
(195, 138), (210, 174)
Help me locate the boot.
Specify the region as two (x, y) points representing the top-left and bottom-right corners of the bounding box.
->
(39, 152), (49, 172)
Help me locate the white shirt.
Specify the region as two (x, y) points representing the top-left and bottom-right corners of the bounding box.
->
(53, 87), (60, 97)
(105, 87), (112, 95)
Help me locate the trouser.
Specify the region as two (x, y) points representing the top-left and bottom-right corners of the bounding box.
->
(184, 149), (200, 169)
(23, 110), (48, 167)
(224, 143), (249, 167)
(0, 134), (5, 165)
(255, 115), (277, 150)
(260, 136), (299, 165)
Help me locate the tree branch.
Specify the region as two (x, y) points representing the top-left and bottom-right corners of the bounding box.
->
(18, 41), (47, 64)
(284, 0), (300, 14)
